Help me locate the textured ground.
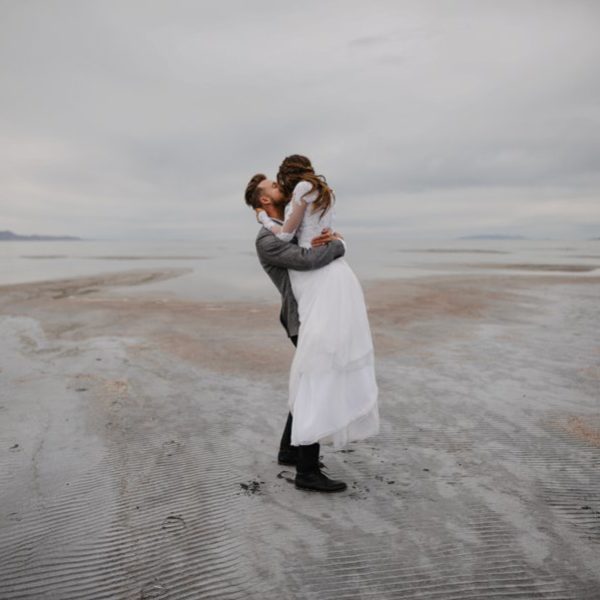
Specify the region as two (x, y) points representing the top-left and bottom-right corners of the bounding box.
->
(1, 269), (599, 599)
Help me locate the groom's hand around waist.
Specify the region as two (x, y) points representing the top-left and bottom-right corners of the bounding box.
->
(256, 227), (345, 271)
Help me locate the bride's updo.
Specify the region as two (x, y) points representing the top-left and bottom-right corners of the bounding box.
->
(277, 154), (334, 217)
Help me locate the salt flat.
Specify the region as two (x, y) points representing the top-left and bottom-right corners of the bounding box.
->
(0, 268), (599, 599)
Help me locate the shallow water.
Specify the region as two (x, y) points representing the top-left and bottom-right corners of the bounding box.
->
(1, 236), (598, 301)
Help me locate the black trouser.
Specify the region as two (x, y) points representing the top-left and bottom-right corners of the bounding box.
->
(280, 334), (320, 473)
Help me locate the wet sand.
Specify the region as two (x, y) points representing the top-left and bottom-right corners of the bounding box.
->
(1, 268), (599, 599)
(466, 263), (599, 272)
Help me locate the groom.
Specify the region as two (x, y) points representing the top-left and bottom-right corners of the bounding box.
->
(244, 173), (348, 492)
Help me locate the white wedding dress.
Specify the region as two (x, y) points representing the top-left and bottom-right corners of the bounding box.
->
(260, 181), (379, 449)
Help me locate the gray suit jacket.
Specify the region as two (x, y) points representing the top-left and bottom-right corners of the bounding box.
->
(255, 227), (346, 338)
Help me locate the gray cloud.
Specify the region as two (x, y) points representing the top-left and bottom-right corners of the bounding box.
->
(348, 33), (395, 48)
(1, 0), (599, 240)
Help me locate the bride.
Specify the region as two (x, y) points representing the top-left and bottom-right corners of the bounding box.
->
(256, 155), (379, 453)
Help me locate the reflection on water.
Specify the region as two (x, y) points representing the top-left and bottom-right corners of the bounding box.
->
(1, 236), (598, 301)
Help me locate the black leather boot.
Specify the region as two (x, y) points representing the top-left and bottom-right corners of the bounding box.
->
(295, 443), (347, 493)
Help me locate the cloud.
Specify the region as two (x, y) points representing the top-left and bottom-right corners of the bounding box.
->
(0, 0), (599, 239)
(348, 33), (394, 48)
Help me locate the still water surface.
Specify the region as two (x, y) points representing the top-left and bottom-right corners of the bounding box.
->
(1, 236), (598, 302)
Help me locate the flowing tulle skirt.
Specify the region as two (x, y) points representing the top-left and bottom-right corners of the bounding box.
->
(288, 258), (379, 449)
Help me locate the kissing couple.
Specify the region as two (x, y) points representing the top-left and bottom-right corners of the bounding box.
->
(244, 154), (379, 493)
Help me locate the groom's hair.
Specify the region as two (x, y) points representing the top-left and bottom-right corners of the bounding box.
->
(245, 173), (267, 209)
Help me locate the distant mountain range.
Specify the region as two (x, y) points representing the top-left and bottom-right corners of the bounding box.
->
(0, 230), (81, 241)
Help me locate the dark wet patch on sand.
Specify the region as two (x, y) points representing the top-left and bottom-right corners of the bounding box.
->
(20, 255), (212, 261)
(0, 268), (192, 300)
(469, 263), (598, 272)
(87, 255), (212, 260)
(397, 248), (510, 254)
(21, 255), (68, 259)
(238, 480), (264, 495)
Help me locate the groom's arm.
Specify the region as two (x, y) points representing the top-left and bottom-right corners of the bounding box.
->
(256, 230), (345, 271)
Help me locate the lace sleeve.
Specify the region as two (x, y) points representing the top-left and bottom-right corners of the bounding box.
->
(278, 196), (309, 241)
(258, 211), (281, 234)
(257, 195), (310, 243)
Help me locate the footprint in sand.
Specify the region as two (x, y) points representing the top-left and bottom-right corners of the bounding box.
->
(140, 578), (168, 599)
(161, 514), (186, 532)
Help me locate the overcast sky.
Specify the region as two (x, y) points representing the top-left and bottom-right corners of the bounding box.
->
(1, 0), (599, 240)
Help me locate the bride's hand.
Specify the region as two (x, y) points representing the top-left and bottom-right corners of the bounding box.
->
(311, 228), (342, 247)
(254, 207), (265, 224)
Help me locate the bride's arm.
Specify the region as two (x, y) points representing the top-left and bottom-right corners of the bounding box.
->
(257, 181), (314, 242)
(257, 199), (309, 242)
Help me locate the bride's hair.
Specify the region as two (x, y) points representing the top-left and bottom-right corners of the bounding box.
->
(277, 155), (334, 217)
